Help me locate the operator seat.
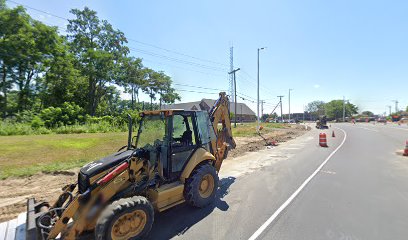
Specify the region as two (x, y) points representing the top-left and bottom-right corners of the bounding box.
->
(180, 129), (193, 146)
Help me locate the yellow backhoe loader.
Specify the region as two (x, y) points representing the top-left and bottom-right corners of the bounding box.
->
(26, 92), (236, 240)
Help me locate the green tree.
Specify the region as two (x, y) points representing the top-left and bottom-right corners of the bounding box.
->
(143, 69), (161, 110)
(95, 86), (122, 116)
(0, 0), (5, 10)
(0, 6), (60, 113)
(67, 7), (129, 116)
(142, 69), (180, 110)
(119, 57), (146, 109)
(306, 100), (325, 119)
(39, 38), (87, 108)
(261, 114), (269, 122)
(361, 111), (374, 117)
(325, 100), (358, 119)
(156, 71), (180, 107)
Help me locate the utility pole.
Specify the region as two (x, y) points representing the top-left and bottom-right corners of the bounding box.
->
(229, 46), (234, 103)
(277, 96), (284, 122)
(257, 47), (266, 132)
(288, 89), (293, 122)
(392, 100), (399, 113)
(229, 68), (240, 128)
(387, 105), (392, 116)
(261, 100), (265, 117)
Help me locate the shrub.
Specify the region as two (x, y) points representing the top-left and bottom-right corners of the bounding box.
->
(31, 116), (45, 129)
(14, 110), (36, 123)
(41, 102), (85, 128)
(0, 121), (51, 135)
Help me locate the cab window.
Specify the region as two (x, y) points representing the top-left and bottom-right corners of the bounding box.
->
(172, 114), (196, 146)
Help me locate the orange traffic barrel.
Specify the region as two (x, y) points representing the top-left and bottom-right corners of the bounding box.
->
(319, 133), (328, 147)
(404, 141), (408, 156)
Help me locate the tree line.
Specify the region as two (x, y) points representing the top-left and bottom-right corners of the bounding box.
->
(306, 100), (358, 120)
(0, 1), (180, 125)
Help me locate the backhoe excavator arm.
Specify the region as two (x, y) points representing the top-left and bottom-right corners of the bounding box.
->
(209, 92), (236, 171)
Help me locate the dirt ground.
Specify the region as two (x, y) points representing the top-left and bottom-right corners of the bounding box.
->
(0, 124), (309, 222)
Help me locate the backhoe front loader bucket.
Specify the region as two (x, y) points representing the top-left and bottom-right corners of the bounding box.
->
(26, 198), (50, 240)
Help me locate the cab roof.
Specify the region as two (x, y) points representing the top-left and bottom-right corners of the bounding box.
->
(140, 109), (204, 116)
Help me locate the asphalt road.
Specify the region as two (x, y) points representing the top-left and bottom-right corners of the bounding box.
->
(147, 123), (408, 240)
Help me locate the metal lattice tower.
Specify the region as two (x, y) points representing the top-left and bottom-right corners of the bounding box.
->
(229, 46), (234, 103)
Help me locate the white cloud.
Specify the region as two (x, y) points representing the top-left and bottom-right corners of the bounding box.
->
(314, 84), (320, 89)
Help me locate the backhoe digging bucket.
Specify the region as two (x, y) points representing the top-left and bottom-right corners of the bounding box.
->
(26, 198), (50, 240)
(214, 128), (236, 171)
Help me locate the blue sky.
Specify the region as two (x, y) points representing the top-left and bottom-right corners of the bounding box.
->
(7, 0), (408, 115)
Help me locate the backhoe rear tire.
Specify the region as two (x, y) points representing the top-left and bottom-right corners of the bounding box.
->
(184, 163), (218, 208)
(95, 196), (154, 240)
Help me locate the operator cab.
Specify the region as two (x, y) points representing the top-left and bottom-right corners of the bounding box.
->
(134, 110), (216, 182)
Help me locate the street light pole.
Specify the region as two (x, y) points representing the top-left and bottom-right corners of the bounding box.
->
(288, 88), (293, 122)
(228, 68), (240, 128)
(257, 47), (266, 132)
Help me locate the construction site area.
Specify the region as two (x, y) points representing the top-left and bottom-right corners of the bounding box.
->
(2, 0), (408, 239)
(0, 122), (309, 224)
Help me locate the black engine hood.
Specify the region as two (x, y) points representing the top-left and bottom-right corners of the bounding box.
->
(80, 150), (133, 179)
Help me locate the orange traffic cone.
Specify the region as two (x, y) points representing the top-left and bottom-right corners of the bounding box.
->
(332, 131), (335, 137)
(319, 133), (328, 147)
(404, 141), (408, 156)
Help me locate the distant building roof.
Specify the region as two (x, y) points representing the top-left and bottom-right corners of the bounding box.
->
(163, 99), (256, 116)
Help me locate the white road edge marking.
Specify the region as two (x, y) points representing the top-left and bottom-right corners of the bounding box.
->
(248, 127), (348, 240)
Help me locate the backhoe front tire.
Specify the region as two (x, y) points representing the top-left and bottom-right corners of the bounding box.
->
(184, 163), (219, 208)
(95, 196), (154, 240)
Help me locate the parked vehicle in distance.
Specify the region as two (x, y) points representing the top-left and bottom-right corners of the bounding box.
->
(377, 117), (387, 123)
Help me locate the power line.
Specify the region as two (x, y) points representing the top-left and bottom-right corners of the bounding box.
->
(173, 82), (258, 104)
(240, 69), (277, 96)
(174, 89), (220, 95)
(128, 47), (227, 72)
(236, 94), (256, 103)
(173, 83), (227, 92)
(141, 59), (226, 78)
(6, 0), (229, 71)
(236, 91), (257, 101)
(6, 0), (69, 21)
(127, 38), (229, 67)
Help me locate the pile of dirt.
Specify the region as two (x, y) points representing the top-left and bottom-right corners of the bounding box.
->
(0, 124), (309, 222)
(0, 170), (78, 222)
(228, 124), (309, 158)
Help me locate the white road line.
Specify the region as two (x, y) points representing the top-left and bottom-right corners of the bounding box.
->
(248, 127), (348, 240)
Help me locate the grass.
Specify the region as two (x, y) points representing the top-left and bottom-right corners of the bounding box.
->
(0, 132), (128, 179)
(0, 122), (287, 179)
(231, 122), (287, 137)
(0, 121), (128, 136)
